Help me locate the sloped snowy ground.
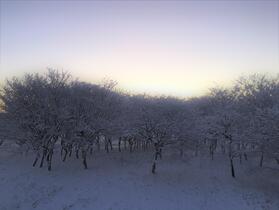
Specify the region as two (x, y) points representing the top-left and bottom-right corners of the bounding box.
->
(0, 145), (279, 210)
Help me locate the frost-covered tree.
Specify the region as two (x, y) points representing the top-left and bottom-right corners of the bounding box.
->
(233, 74), (279, 166)
(1, 70), (278, 175)
(0, 70), (72, 170)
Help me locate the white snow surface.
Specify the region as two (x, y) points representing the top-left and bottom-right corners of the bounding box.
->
(0, 146), (279, 210)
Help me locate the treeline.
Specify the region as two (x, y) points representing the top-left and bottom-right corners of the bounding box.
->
(0, 70), (278, 177)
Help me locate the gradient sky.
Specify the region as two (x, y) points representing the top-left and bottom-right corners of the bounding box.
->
(0, 0), (278, 97)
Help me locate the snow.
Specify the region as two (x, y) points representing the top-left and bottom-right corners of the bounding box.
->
(0, 146), (278, 210)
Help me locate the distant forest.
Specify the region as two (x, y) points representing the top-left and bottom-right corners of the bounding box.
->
(0, 70), (278, 177)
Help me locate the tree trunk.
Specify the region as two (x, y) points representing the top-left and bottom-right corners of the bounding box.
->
(152, 143), (162, 174)
(109, 138), (113, 150)
(152, 162), (156, 174)
(129, 141), (133, 153)
(124, 139), (127, 150)
(230, 157), (235, 178)
(118, 137), (121, 152)
(105, 141), (109, 153)
(97, 139), (100, 151)
(180, 148), (184, 157)
(33, 153), (40, 167)
(260, 151), (264, 167)
(76, 150), (79, 159)
(47, 150), (53, 171)
(142, 141), (146, 151)
(40, 149), (47, 168)
(210, 145), (214, 160)
(63, 150), (68, 162)
(244, 153), (248, 161)
(221, 145), (226, 154)
(82, 151), (88, 169)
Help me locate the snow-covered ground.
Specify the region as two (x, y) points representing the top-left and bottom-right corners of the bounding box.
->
(1, 146), (279, 210)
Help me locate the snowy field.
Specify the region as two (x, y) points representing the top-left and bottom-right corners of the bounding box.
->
(1, 145), (278, 210)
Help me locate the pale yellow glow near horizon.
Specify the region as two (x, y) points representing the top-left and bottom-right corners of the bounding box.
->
(1, 50), (278, 98)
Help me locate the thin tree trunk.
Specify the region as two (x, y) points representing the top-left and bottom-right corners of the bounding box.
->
(152, 143), (162, 174)
(230, 157), (235, 178)
(221, 145), (225, 154)
(244, 153), (248, 161)
(210, 145), (214, 160)
(118, 137), (121, 152)
(63, 150), (68, 162)
(105, 141), (109, 153)
(40, 149), (47, 168)
(60, 148), (63, 158)
(152, 148), (158, 174)
(109, 138), (113, 150)
(47, 150), (53, 171)
(152, 162), (156, 174)
(33, 153), (40, 167)
(82, 150), (88, 169)
(129, 140), (133, 153)
(97, 139), (100, 151)
(260, 151), (264, 167)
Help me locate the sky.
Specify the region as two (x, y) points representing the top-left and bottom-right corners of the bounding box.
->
(0, 0), (278, 97)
